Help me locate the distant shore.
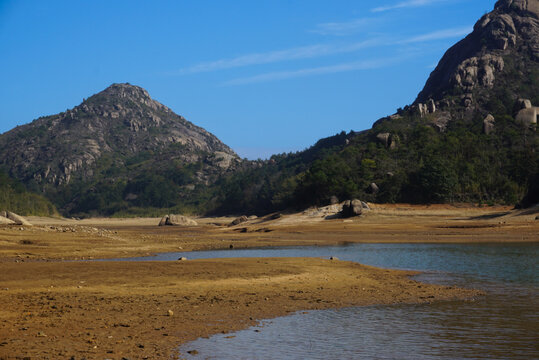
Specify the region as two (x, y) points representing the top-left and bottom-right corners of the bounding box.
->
(2, 203), (537, 261)
(0, 204), (536, 358)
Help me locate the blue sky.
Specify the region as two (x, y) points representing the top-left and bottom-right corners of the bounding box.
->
(0, 0), (494, 159)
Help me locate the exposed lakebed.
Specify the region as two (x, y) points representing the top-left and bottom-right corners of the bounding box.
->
(105, 243), (538, 359)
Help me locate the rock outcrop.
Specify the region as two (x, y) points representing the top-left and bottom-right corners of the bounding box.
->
(341, 199), (364, 218)
(483, 114), (496, 134)
(1, 211), (32, 226)
(229, 216), (248, 226)
(376, 133), (398, 149)
(0, 216), (15, 225)
(516, 107), (539, 126)
(158, 215), (197, 226)
(514, 98), (538, 126)
(416, 0), (539, 104)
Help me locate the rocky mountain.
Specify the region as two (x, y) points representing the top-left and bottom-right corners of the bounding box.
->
(0, 83), (240, 215)
(1, 1), (537, 217)
(207, 0), (538, 214)
(413, 0), (538, 131)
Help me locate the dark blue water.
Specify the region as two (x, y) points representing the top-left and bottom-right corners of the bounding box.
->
(117, 243), (538, 286)
(167, 243), (539, 360)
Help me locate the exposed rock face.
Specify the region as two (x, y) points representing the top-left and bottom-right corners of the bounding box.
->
(517, 98), (532, 109)
(483, 114), (496, 134)
(514, 98), (538, 126)
(516, 107), (539, 126)
(376, 133), (398, 149)
(416, 0), (539, 104)
(376, 133), (391, 147)
(0, 84), (239, 188)
(453, 55), (505, 92)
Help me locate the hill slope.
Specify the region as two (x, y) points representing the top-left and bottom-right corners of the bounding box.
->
(207, 0), (539, 214)
(0, 83), (240, 216)
(0, 171), (57, 216)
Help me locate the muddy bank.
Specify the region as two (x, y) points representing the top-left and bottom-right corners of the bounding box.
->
(0, 258), (481, 359)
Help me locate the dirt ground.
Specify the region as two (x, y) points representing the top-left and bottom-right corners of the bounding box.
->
(0, 204), (537, 359)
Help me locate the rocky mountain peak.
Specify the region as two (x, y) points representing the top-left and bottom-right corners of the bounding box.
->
(101, 83), (151, 98)
(495, 0), (539, 16)
(0, 83), (239, 193)
(415, 0), (538, 105)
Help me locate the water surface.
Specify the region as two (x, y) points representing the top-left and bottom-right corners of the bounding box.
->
(169, 243), (538, 359)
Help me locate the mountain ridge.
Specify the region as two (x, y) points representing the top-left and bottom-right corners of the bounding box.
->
(0, 0), (537, 216)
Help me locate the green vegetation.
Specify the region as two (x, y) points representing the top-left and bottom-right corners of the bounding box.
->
(0, 171), (58, 216)
(207, 99), (537, 214)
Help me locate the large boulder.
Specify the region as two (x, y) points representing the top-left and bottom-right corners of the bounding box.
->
(516, 98), (532, 110)
(376, 133), (398, 149)
(158, 214), (197, 226)
(516, 107), (538, 126)
(4, 211), (32, 226)
(158, 215), (169, 226)
(341, 199), (363, 218)
(369, 183), (380, 194)
(229, 215), (248, 226)
(0, 216), (15, 225)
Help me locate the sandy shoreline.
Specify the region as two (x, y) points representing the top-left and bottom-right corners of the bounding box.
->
(0, 204), (537, 358)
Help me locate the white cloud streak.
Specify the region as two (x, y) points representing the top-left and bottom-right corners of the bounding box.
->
(169, 25), (471, 83)
(221, 58), (400, 86)
(311, 17), (376, 36)
(401, 26), (472, 43)
(372, 0), (447, 12)
(171, 39), (383, 75)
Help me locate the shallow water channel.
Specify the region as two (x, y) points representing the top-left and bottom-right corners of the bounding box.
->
(113, 243), (538, 359)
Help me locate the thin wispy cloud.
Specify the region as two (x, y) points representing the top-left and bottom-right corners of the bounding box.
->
(221, 58), (401, 86)
(401, 26), (471, 43)
(372, 0), (447, 12)
(311, 17), (377, 36)
(170, 24), (470, 83)
(170, 39), (383, 75)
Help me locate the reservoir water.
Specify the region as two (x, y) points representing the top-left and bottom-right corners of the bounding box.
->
(117, 243), (538, 359)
